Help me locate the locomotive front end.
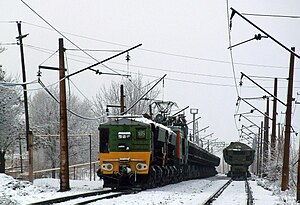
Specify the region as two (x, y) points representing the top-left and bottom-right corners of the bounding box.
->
(97, 117), (152, 188)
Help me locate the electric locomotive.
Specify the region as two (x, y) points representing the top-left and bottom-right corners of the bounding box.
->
(97, 101), (220, 189)
(223, 141), (255, 179)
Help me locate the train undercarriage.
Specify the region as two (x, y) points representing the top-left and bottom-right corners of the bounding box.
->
(97, 163), (217, 189)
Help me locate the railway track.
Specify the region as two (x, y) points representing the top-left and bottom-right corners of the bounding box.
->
(28, 189), (140, 205)
(201, 179), (233, 205)
(245, 178), (254, 205)
(202, 178), (254, 205)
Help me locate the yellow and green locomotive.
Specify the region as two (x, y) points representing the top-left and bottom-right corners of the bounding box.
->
(97, 102), (220, 189)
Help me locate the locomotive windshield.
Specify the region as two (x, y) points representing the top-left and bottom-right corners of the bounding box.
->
(99, 128), (109, 153)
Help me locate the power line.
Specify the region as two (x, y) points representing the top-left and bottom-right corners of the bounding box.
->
(226, 0), (239, 96)
(241, 13), (300, 19)
(0, 43), (18, 46)
(27, 44), (300, 88)
(38, 78), (104, 121)
(25, 43), (298, 84)
(21, 21), (292, 70)
(0, 21), (17, 23)
(19, 0), (122, 76)
(66, 48), (123, 52)
(23, 43), (300, 89)
(110, 61), (233, 79)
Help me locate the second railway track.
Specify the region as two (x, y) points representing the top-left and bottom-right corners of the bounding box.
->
(202, 178), (254, 205)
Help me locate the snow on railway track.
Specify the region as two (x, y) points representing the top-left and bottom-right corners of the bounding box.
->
(212, 180), (250, 205)
(88, 176), (231, 205)
(0, 174), (282, 204)
(54, 189), (139, 205)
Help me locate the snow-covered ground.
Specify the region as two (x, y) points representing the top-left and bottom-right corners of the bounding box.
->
(0, 173), (297, 204)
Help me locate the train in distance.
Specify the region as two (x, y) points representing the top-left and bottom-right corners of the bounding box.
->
(223, 141), (255, 179)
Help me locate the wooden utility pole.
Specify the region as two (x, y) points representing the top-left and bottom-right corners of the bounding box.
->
(297, 135), (300, 202)
(259, 121), (263, 177)
(257, 126), (261, 175)
(120, 84), (125, 113)
(59, 38), (70, 191)
(271, 78), (278, 161)
(263, 97), (269, 175)
(281, 47), (295, 191)
(278, 123), (282, 154)
(297, 131), (300, 202)
(28, 131), (33, 182)
(17, 21), (30, 151)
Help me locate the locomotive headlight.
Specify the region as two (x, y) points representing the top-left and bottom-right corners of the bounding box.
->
(101, 163), (113, 171)
(136, 163), (148, 171)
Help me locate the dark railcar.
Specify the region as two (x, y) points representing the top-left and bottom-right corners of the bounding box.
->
(223, 141), (255, 179)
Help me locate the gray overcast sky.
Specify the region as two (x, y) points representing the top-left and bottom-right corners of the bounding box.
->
(1, 0), (300, 146)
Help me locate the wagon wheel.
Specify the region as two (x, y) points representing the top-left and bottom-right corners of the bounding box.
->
(147, 166), (156, 189)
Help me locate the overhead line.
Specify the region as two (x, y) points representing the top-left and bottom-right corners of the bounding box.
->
(241, 13), (300, 19)
(25, 43), (298, 83)
(38, 78), (104, 121)
(22, 21), (290, 69)
(226, 0), (239, 97)
(19, 0), (123, 75)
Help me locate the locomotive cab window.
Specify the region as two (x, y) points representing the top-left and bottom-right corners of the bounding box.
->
(99, 128), (109, 153)
(136, 128), (146, 139)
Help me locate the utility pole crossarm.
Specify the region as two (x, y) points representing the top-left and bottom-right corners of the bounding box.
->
(66, 43), (142, 79)
(121, 74), (167, 115)
(172, 106), (189, 117)
(241, 72), (286, 106)
(186, 116), (202, 126)
(239, 97), (272, 120)
(230, 8), (300, 59)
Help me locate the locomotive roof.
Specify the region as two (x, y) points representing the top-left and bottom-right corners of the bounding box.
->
(224, 141), (253, 151)
(101, 115), (175, 134)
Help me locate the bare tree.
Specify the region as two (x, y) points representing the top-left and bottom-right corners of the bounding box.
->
(94, 75), (160, 116)
(0, 67), (23, 173)
(29, 87), (97, 176)
(0, 44), (6, 54)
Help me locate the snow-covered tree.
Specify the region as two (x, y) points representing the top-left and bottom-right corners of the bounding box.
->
(29, 87), (98, 176)
(94, 75), (160, 116)
(0, 44), (5, 54)
(0, 67), (23, 173)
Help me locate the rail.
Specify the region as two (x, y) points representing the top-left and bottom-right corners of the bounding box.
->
(245, 178), (254, 205)
(202, 179), (233, 205)
(28, 189), (139, 205)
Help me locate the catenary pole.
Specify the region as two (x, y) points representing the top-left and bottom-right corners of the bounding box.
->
(120, 85), (125, 113)
(263, 97), (269, 175)
(28, 131), (33, 182)
(256, 126), (261, 176)
(271, 78), (278, 161)
(260, 121), (263, 177)
(281, 47), (295, 191)
(59, 38), (70, 191)
(17, 21), (30, 151)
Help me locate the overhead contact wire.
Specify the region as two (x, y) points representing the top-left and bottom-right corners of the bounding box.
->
(20, 0), (121, 75)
